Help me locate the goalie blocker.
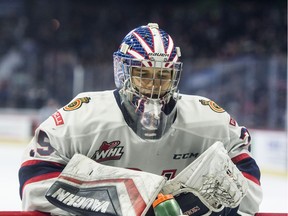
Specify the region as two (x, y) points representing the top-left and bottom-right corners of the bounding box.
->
(45, 154), (166, 216)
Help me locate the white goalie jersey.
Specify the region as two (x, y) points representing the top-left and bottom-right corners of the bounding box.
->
(19, 90), (262, 215)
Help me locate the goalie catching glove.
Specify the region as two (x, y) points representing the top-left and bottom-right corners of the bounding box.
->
(161, 141), (248, 216)
(45, 154), (166, 216)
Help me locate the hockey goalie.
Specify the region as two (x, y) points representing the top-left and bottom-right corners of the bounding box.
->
(19, 23), (262, 215)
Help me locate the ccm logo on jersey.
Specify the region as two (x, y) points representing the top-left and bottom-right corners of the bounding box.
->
(173, 152), (199, 160)
(91, 140), (124, 162)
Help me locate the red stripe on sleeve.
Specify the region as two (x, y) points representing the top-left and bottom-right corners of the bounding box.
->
(242, 171), (261, 185)
(231, 153), (250, 164)
(231, 154), (261, 185)
(21, 160), (64, 168)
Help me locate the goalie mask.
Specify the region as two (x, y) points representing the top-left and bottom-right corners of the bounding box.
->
(113, 23), (183, 139)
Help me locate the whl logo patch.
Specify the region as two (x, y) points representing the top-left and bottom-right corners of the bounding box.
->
(91, 140), (124, 162)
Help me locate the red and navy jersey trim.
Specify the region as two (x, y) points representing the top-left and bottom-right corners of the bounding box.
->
(232, 153), (261, 185)
(19, 159), (65, 199)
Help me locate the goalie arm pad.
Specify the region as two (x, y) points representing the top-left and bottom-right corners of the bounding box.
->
(45, 154), (166, 216)
(161, 141), (248, 215)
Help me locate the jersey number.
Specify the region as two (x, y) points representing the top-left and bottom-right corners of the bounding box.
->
(37, 130), (54, 156)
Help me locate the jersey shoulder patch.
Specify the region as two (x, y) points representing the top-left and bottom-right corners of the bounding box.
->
(199, 99), (225, 113)
(63, 97), (91, 111)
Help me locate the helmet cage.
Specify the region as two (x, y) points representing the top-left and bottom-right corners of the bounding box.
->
(113, 55), (182, 99)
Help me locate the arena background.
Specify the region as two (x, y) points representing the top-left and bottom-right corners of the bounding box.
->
(0, 0), (287, 213)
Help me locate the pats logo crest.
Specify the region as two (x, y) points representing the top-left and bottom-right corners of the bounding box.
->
(199, 99), (225, 113)
(63, 97), (91, 111)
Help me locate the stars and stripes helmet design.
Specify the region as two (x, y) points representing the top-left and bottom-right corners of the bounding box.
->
(113, 23), (183, 139)
(113, 23), (182, 100)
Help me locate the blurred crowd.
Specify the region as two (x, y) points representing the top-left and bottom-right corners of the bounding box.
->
(0, 0), (286, 129)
